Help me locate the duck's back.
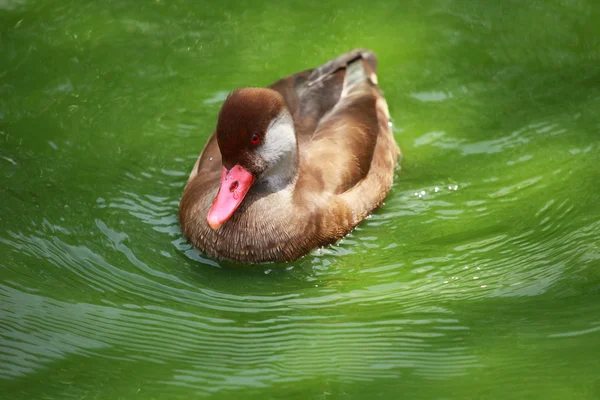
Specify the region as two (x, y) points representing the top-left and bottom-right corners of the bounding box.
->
(257, 49), (401, 255)
(269, 49), (376, 141)
(271, 49), (400, 198)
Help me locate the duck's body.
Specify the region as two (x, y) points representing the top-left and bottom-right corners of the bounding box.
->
(179, 49), (401, 262)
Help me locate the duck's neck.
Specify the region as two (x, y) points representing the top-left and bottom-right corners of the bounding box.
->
(256, 147), (299, 192)
(254, 112), (299, 193)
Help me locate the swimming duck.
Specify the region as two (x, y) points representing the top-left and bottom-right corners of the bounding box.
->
(179, 49), (401, 262)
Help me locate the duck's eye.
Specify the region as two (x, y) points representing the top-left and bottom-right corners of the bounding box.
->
(251, 134), (260, 145)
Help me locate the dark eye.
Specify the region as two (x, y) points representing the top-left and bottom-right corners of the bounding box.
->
(251, 134), (260, 145)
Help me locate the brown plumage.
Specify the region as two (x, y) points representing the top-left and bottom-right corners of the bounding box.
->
(179, 49), (401, 263)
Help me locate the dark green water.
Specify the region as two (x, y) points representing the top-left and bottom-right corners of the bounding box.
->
(1, 0), (600, 398)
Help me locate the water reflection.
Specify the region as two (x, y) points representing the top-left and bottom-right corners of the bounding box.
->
(1, 282), (480, 390)
(413, 120), (569, 155)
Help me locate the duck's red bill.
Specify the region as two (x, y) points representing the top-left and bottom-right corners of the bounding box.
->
(207, 165), (255, 230)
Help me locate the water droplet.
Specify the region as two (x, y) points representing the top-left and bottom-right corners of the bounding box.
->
(232, 191), (240, 200)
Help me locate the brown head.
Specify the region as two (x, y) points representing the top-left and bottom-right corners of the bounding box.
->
(207, 88), (298, 230)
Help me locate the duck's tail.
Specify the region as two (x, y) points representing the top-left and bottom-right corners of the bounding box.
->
(307, 49), (379, 91)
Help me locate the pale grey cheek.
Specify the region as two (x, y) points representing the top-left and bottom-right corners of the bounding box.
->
(257, 143), (282, 166)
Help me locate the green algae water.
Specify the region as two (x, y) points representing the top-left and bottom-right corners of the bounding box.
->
(1, 0), (600, 398)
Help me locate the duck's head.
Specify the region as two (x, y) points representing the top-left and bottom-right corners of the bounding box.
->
(207, 88), (297, 230)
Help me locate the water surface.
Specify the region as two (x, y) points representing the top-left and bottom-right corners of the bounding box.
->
(1, 0), (600, 398)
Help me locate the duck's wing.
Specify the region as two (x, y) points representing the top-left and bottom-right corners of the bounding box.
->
(268, 69), (312, 120)
(185, 132), (221, 185)
(296, 49), (397, 195)
(269, 49), (377, 141)
(306, 49), (377, 89)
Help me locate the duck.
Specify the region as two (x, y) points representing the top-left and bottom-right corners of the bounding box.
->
(179, 49), (401, 263)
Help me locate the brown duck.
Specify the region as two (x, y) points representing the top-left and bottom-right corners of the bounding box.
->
(179, 49), (401, 263)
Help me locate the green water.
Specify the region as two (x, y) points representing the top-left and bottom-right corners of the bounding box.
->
(1, 0), (600, 398)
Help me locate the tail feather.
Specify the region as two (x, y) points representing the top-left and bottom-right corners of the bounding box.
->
(343, 57), (378, 94)
(307, 49), (378, 89)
